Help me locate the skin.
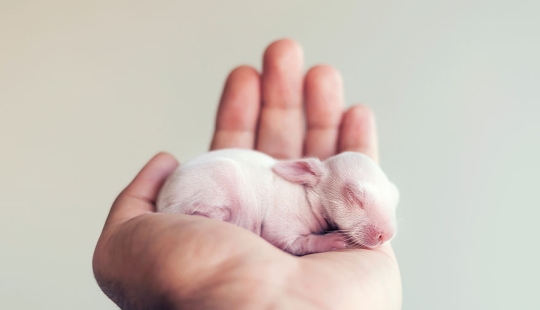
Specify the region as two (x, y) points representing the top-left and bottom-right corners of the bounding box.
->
(93, 39), (402, 309)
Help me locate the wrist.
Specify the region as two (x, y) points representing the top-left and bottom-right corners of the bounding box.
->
(162, 253), (302, 309)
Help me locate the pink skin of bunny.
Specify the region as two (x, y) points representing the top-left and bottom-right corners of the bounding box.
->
(157, 148), (399, 256)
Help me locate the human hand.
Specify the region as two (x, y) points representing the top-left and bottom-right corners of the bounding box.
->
(93, 39), (401, 309)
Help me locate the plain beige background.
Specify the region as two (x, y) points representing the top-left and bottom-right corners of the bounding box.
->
(1, 0), (539, 309)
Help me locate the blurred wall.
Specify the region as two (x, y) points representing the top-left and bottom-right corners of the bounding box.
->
(1, 1), (539, 309)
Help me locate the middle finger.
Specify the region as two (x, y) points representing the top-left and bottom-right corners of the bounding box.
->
(303, 65), (345, 159)
(256, 39), (304, 159)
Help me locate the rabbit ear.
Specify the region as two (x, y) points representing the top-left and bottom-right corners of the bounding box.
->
(272, 158), (325, 186)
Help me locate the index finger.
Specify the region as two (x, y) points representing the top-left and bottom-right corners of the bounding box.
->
(210, 66), (261, 150)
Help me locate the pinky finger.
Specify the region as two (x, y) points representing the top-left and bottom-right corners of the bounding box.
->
(338, 105), (379, 164)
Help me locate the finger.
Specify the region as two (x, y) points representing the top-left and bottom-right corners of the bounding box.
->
(339, 105), (379, 163)
(211, 66), (261, 150)
(256, 39), (304, 159)
(105, 152), (179, 227)
(304, 65), (345, 159)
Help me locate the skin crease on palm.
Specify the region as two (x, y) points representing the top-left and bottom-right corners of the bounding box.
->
(92, 39), (402, 309)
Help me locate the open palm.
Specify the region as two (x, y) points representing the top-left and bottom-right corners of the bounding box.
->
(93, 39), (401, 309)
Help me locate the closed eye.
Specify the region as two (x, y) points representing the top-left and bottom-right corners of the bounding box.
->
(344, 185), (365, 209)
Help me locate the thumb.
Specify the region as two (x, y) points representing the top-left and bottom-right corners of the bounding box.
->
(105, 152), (179, 227)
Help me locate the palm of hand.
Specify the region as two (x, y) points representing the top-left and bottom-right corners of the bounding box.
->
(93, 40), (401, 309)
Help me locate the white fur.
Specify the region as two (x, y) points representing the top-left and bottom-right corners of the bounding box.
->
(157, 149), (399, 255)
